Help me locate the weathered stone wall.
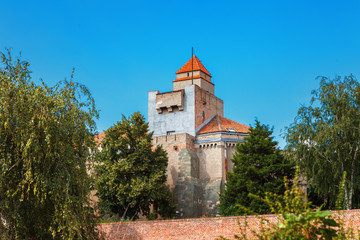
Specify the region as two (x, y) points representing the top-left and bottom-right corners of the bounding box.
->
(198, 78), (215, 95)
(175, 70), (201, 79)
(195, 142), (224, 216)
(225, 142), (238, 173)
(173, 68), (214, 95)
(152, 133), (195, 189)
(148, 76), (246, 218)
(191, 133), (246, 215)
(153, 131), (246, 217)
(98, 209), (360, 240)
(152, 133), (201, 218)
(153, 130), (248, 217)
(196, 133), (246, 174)
(174, 147), (201, 218)
(155, 90), (184, 113)
(148, 85), (196, 137)
(194, 85), (223, 129)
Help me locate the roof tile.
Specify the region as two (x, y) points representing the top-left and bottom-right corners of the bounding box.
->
(198, 115), (250, 135)
(176, 56), (212, 77)
(95, 132), (105, 145)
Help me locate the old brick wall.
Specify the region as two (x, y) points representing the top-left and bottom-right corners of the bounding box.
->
(98, 210), (360, 240)
(194, 85), (223, 130)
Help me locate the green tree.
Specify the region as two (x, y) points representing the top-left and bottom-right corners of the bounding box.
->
(218, 168), (349, 240)
(0, 51), (100, 239)
(95, 112), (175, 220)
(219, 120), (294, 216)
(286, 75), (360, 209)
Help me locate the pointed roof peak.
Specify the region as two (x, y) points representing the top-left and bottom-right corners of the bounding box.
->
(176, 55), (212, 77)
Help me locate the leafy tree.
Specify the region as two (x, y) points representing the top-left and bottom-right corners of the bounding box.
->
(219, 120), (294, 216)
(218, 168), (351, 240)
(286, 75), (360, 209)
(0, 50), (100, 239)
(95, 112), (175, 220)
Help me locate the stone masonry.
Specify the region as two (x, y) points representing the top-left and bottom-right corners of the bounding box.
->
(148, 55), (250, 218)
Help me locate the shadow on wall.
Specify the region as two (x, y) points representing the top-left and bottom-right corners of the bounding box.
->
(169, 165), (178, 191)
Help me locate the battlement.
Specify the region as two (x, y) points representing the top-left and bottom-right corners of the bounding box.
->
(156, 90), (184, 114)
(153, 132), (195, 151)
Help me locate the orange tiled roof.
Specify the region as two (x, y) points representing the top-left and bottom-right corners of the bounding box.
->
(176, 56), (212, 77)
(95, 132), (106, 145)
(198, 115), (250, 135)
(173, 75), (214, 85)
(94, 132), (130, 145)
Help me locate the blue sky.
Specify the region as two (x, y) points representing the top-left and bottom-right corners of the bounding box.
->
(2, 0), (360, 148)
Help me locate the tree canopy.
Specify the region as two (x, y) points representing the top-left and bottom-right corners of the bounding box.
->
(286, 75), (360, 209)
(95, 112), (175, 220)
(0, 51), (100, 239)
(219, 120), (294, 216)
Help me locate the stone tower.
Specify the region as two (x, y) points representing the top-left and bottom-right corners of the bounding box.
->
(148, 56), (250, 218)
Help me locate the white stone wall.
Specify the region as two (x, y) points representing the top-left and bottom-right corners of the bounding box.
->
(148, 85), (196, 137)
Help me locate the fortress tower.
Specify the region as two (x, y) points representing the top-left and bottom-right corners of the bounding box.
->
(148, 56), (249, 218)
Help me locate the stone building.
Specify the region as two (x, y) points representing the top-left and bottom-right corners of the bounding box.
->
(148, 56), (250, 218)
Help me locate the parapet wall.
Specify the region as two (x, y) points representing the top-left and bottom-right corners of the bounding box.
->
(155, 90), (184, 113)
(99, 209), (360, 240)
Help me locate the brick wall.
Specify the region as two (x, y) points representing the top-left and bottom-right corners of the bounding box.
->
(194, 85), (223, 129)
(98, 209), (360, 240)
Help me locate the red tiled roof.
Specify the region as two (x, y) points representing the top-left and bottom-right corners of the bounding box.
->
(176, 56), (212, 77)
(94, 132), (130, 145)
(198, 115), (250, 135)
(173, 75), (214, 85)
(95, 132), (105, 145)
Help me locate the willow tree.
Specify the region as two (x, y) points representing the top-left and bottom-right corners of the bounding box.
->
(286, 75), (360, 209)
(0, 51), (100, 239)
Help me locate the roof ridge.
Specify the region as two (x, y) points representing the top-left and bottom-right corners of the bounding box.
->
(198, 115), (250, 135)
(221, 116), (250, 128)
(195, 114), (218, 135)
(217, 115), (223, 131)
(193, 56), (211, 76)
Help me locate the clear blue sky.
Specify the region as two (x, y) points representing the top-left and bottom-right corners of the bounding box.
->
(2, 0), (360, 148)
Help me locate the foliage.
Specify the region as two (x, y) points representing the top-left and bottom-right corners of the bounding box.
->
(218, 167), (356, 240)
(259, 169), (340, 239)
(0, 50), (101, 239)
(286, 75), (360, 209)
(219, 120), (294, 216)
(95, 112), (175, 220)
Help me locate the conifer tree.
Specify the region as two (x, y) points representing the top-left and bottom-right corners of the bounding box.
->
(95, 112), (175, 220)
(219, 120), (294, 216)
